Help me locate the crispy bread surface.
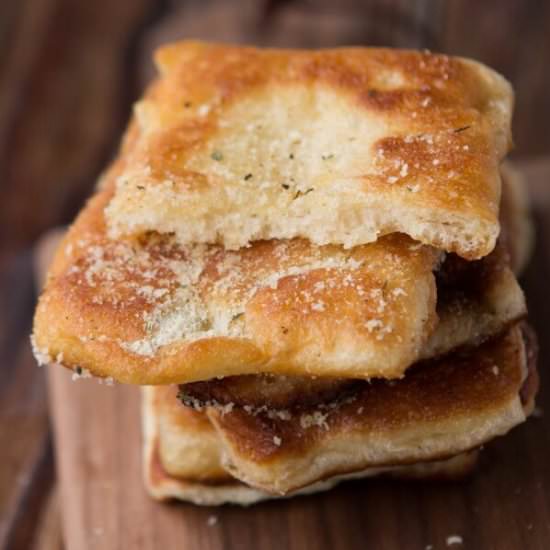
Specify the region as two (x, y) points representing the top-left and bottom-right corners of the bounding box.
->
(204, 326), (533, 493)
(32, 183), (525, 384)
(142, 385), (479, 505)
(33, 188), (441, 383)
(105, 41), (513, 259)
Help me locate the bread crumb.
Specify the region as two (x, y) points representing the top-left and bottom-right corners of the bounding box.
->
(492, 365), (500, 376)
(273, 436), (282, 446)
(446, 535), (463, 546)
(220, 402), (234, 415)
(207, 515), (218, 527)
(30, 335), (52, 366)
(267, 409), (292, 421)
(300, 411), (329, 430)
(197, 104), (211, 117)
(365, 319), (383, 332)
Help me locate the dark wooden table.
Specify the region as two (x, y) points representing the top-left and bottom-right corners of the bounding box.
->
(1, 2), (549, 549)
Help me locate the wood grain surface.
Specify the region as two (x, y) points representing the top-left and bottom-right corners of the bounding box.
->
(1, 1), (550, 549)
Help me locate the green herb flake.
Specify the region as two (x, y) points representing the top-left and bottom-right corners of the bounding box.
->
(293, 188), (314, 199)
(289, 153), (295, 160)
(211, 150), (224, 161)
(321, 154), (335, 161)
(75, 366), (83, 375)
(454, 125), (471, 133)
(244, 173), (253, 181)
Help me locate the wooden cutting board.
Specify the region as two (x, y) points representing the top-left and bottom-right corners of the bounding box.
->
(45, 160), (550, 550)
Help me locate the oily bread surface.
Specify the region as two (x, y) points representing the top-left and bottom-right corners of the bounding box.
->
(180, 235), (526, 410)
(32, 174), (526, 385)
(105, 41), (513, 259)
(33, 187), (440, 383)
(205, 326), (534, 493)
(142, 385), (479, 505)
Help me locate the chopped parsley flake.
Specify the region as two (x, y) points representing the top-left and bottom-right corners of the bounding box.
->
(293, 188), (314, 199)
(211, 150), (224, 161)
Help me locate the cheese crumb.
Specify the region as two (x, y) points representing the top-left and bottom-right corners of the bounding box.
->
(197, 104), (211, 117)
(220, 402), (234, 415)
(273, 436), (282, 447)
(365, 319), (383, 332)
(300, 411), (329, 430)
(30, 335), (51, 366)
(446, 535), (463, 546)
(207, 515), (218, 527)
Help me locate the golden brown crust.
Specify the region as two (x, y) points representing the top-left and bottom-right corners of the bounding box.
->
(205, 326), (534, 493)
(151, 385), (231, 481)
(32, 175), (526, 385)
(33, 187), (442, 383)
(105, 41), (512, 259)
(179, 237), (526, 410)
(180, 375), (359, 410)
(143, 385), (480, 504)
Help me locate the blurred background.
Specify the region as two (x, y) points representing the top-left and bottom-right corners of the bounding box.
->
(1, 1), (549, 548)
(2, 0), (550, 256)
